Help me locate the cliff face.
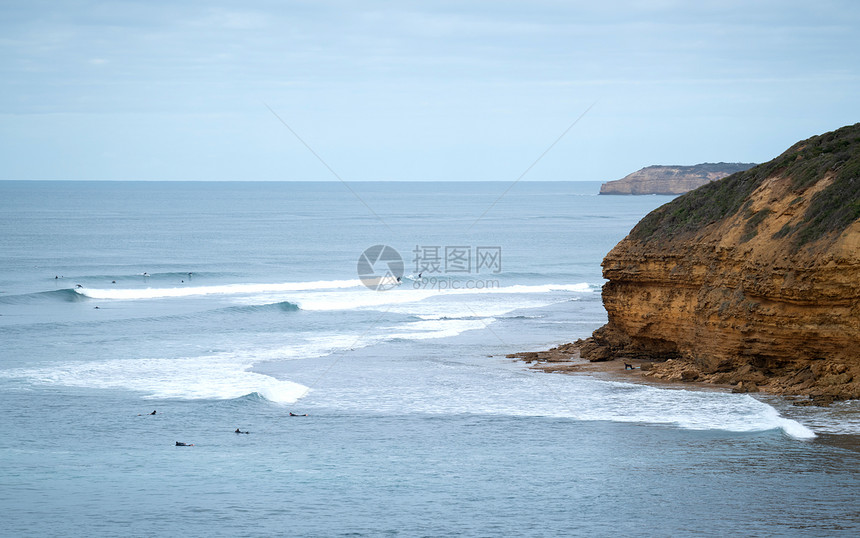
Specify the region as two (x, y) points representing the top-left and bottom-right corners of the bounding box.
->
(589, 124), (860, 402)
(599, 162), (756, 195)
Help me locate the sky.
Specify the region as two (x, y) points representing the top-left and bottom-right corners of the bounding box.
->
(1, 0), (858, 181)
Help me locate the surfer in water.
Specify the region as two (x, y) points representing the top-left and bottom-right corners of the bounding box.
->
(75, 284), (83, 289)
(289, 412), (308, 417)
(175, 442), (194, 446)
(138, 410), (156, 416)
(234, 428), (250, 434)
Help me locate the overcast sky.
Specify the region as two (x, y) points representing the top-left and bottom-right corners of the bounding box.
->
(1, 0), (858, 181)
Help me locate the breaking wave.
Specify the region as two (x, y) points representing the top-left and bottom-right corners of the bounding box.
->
(74, 279), (363, 300)
(0, 354), (309, 404)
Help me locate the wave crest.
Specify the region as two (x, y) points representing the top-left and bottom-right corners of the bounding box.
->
(0, 288), (89, 304)
(75, 279), (362, 300)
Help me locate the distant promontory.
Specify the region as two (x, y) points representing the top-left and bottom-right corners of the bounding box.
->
(599, 162), (757, 195)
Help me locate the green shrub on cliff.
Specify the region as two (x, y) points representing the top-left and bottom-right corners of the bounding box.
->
(630, 123), (860, 246)
(741, 208), (773, 243)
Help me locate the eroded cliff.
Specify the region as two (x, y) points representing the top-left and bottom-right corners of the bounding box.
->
(599, 162), (756, 195)
(587, 124), (860, 403)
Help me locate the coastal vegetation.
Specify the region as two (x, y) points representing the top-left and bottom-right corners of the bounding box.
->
(630, 123), (860, 247)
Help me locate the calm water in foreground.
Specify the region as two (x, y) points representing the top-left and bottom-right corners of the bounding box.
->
(1, 181), (858, 536)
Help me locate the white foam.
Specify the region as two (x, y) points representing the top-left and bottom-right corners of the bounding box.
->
(0, 326), (397, 403)
(395, 297), (553, 320)
(244, 334), (379, 362)
(304, 356), (817, 439)
(1, 333), (818, 439)
(773, 414), (818, 439)
(74, 279), (363, 300)
(248, 282), (594, 313)
(577, 382), (817, 439)
(77, 280), (595, 303)
(772, 399), (860, 436)
(384, 318), (494, 340)
(1, 355), (309, 403)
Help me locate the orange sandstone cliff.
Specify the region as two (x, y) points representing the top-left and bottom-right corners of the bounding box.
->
(585, 124), (860, 402)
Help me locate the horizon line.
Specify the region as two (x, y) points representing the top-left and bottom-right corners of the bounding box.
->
(0, 178), (606, 183)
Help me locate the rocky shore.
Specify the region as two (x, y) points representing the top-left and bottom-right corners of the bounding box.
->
(508, 339), (852, 406)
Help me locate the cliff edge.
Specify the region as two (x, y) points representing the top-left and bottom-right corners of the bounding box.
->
(586, 124), (860, 403)
(600, 162), (756, 195)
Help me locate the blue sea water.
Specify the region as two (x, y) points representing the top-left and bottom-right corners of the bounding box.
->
(1, 180), (859, 537)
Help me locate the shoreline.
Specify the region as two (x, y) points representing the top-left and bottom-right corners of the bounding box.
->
(506, 343), (836, 406)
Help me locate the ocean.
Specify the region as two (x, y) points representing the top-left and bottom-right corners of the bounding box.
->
(1, 180), (858, 536)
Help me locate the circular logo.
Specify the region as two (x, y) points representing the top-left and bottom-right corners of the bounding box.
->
(357, 245), (404, 291)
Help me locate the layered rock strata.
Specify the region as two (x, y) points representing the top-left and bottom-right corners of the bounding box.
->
(599, 162), (756, 195)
